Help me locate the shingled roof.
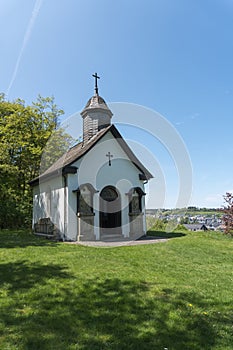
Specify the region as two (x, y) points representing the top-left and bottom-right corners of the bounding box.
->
(29, 124), (153, 186)
(81, 95), (113, 116)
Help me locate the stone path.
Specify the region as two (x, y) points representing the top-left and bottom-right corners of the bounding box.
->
(66, 236), (168, 248)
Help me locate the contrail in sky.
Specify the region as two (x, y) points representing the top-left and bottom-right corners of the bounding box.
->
(6, 0), (43, 96)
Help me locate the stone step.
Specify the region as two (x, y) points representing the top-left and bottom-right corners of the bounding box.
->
(100, 233), (126, 242)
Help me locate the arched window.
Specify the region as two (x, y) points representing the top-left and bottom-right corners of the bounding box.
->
(79, 185), (92, 214)
(100, 186), (118, 202)
(127, 187), (146, 215)
(73, 184), (98, 216)
(131, 189), (140, 213)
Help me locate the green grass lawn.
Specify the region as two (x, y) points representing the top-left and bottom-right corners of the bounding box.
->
(0, 229), (232, 350)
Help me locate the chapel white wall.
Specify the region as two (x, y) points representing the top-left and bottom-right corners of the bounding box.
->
(32, 176), (65, 235)
(65, 131), (146, 240)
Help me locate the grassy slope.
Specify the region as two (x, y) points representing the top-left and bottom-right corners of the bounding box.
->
(0, 230), (232, 350)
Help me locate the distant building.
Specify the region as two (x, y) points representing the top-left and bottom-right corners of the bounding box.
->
(184, 224), (208, 231)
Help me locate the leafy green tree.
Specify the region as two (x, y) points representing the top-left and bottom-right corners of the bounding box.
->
(153, 219), (166, 231)
(180, 216), (189, 224)
(0, 94), (72, 229)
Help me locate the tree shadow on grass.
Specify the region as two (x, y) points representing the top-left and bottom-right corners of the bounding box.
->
(0, 261), (71, 292)
(0, 230), (58, 248)
(0, 263), (231, 350)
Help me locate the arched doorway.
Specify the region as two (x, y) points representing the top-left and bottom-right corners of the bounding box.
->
(99, 186), (122, 235)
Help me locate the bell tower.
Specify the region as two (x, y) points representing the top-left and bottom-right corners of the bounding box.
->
(81, 73), (113, 144)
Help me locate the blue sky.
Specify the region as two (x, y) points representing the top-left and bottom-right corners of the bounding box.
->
(1, 0), (233, 208)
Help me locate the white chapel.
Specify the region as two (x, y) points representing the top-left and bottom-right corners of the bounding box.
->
(30, 74), (153, 241)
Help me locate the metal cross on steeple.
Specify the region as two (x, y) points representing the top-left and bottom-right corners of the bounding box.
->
(92, 72), (100, 95)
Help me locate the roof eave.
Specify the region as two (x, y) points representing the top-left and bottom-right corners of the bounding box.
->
(80, 106), (113, 118)
(29, 165), (78, 187)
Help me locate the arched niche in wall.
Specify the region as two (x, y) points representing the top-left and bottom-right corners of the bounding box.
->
(126, 187), (146, 238)
(126, 187), (146, 215)
(73, 183), (98, 217)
